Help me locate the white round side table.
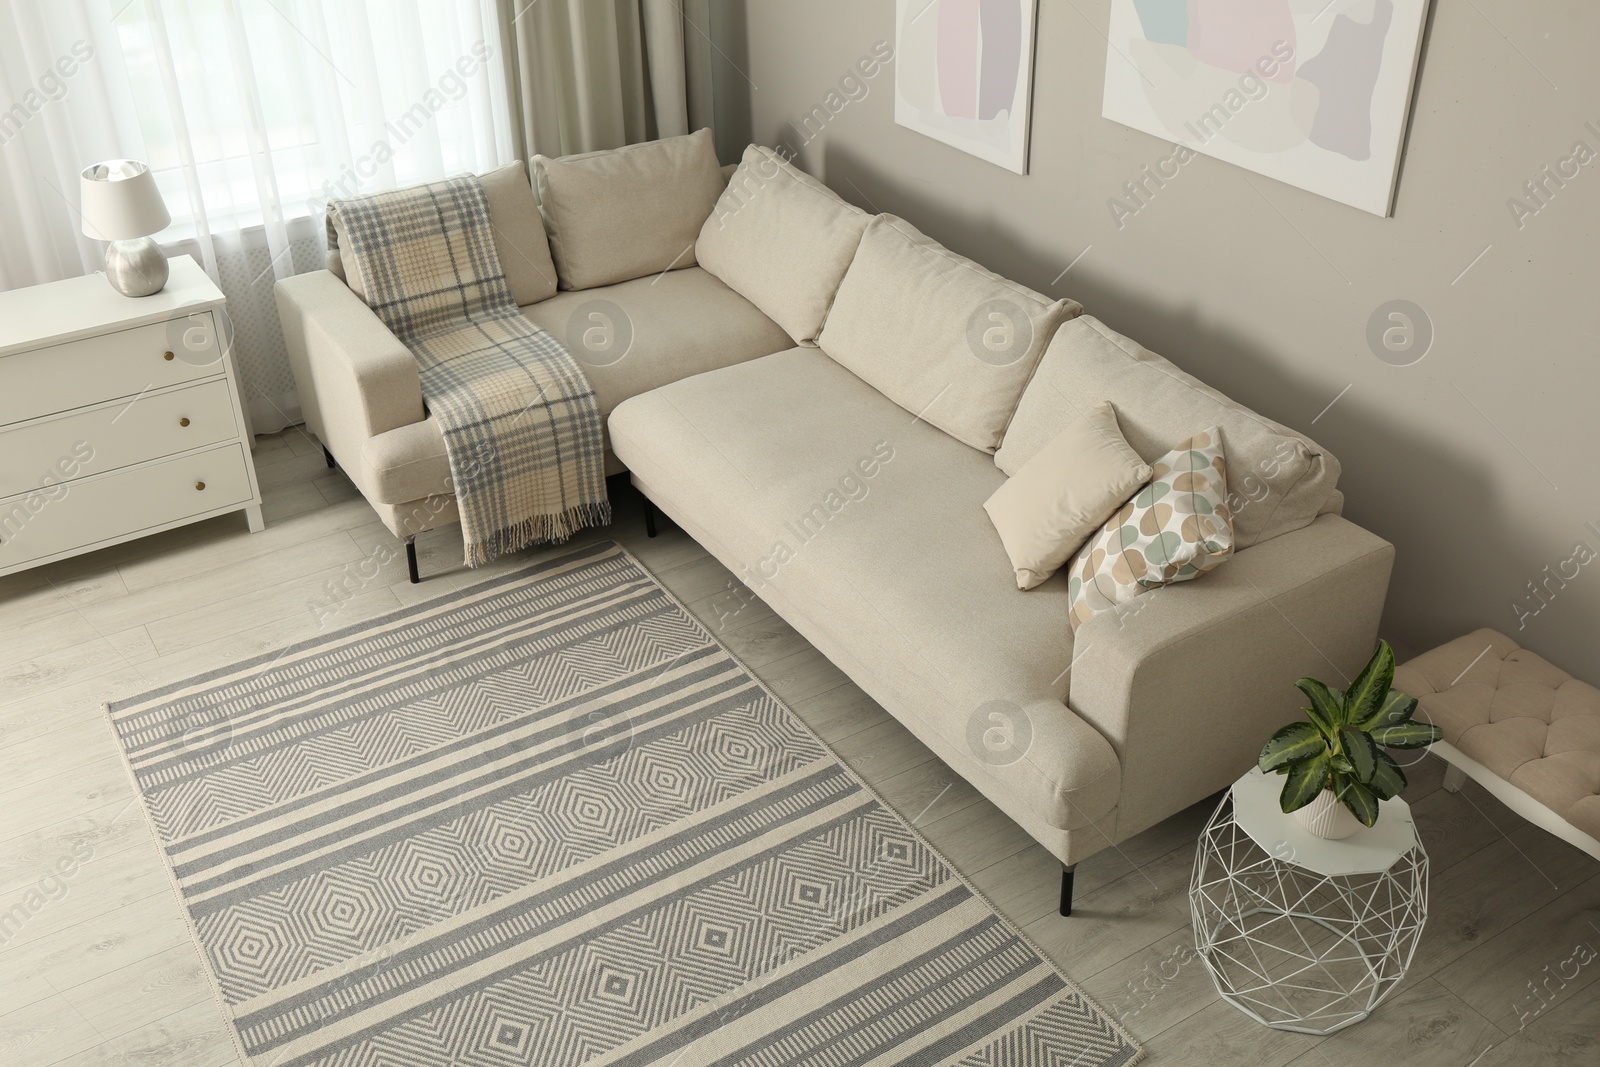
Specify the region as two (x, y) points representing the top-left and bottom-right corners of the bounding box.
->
(1189, 768), (1429, 1036)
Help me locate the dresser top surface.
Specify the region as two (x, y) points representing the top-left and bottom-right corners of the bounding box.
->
(0, 256), (225, 357)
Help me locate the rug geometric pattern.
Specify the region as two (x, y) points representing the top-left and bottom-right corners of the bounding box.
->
(108, 543), (1142, 1066)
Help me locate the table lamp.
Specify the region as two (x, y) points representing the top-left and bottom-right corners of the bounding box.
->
(80, 159), (172, 297)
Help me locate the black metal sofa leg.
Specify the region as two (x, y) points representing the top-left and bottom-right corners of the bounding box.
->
(644, 498), (659, 539)
(405, 536), (420, 584)
(323, 445), (336, 469)
(1060, 866), (1077, 917)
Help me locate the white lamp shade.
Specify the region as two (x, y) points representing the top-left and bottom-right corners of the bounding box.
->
(80, 160), (171, 242)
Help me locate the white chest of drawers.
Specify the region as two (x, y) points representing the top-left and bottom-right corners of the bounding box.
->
(0, 256), (263, 577)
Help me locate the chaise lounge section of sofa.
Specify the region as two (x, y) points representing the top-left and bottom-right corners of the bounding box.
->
(611, 171), (1394, 902)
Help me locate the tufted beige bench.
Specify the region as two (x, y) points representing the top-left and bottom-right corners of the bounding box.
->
(1394, 629), (1600, 860)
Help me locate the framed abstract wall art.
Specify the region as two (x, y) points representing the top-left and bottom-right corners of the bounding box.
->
(1101, 0), (1432, 216)
(895, 0), (1039, 175)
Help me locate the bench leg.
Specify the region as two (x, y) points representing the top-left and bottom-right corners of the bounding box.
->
(1059, 865), (1077, 917)
(1442, 763), (1467, 793)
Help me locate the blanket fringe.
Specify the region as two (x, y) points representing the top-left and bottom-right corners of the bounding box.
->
(466, 500), (614, 568)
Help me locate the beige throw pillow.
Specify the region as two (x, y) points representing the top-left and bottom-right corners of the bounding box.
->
(533, 129), (725, 290)
(478, 160), (559, 305)
(984, 402), (1153, 590)
(696, 145), (871, 346)
(817, 214), (1080, 453)
(328, 161), (556, 307)
(1066, 428), (1236, 631)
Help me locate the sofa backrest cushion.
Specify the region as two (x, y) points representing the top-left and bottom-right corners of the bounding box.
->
(478, 160), (560, 305)
(695, 145), (871, 346)
(996, 316), (1341, 549)
(817, 214), (1080, 453)
(533, 129), (724, 290)
(327, 160), (557, 308)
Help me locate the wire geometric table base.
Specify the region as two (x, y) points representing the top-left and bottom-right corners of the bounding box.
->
(1190, 774), (1429, 1036)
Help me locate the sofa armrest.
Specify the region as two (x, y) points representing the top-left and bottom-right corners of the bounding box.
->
(274, 271), (424, 461)
(1005, 697), (1123, 834)
(1068, 513), (1395, 843)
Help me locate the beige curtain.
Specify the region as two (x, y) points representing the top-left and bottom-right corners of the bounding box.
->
(496, 0), (704, 160)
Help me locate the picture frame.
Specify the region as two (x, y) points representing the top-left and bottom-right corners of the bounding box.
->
(894, 0), (1039, 175)
(1100, 0), (1432, 216)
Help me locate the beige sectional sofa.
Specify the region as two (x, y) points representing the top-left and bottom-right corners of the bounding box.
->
(277, 132), (1395, 912)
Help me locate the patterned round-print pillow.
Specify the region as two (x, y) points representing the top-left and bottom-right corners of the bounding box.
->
(1066, 427), (1235, 631)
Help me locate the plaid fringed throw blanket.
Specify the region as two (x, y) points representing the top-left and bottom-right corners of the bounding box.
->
(328, 176), (609, 565)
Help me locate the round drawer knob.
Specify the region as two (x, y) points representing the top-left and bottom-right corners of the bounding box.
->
(164, 351), (175, 361)
(194, 481), (206, 491)
(179, 417), (191, 427)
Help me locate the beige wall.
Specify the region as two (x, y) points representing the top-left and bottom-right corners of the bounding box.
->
(724, 0), (1600, 683)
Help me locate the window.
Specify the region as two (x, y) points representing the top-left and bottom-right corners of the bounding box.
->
(110, 0), (513, 237)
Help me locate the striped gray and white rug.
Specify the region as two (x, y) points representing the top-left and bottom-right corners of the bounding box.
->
(109, 542), (1140, 1067)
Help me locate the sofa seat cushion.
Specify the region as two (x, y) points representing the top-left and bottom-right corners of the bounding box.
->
(696, 145), (871, 346)
(817, 215), (1080, 454)
(1395, 630), (1600, 843)
(533, 130), (725, 290)
(360, 420), (454, 506)
(998, 317), (1341, 550)
(523, 267), (794, 415)
(356, 267), (792, 504)
(608, 348), (1121, 832)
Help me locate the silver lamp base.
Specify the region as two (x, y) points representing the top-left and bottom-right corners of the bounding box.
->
(105, 237), (169, 297)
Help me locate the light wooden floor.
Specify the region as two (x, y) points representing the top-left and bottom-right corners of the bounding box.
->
(1, 428), (1595, 1066)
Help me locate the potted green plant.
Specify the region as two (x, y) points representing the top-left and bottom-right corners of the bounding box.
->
(1257, 641), (1442, 839)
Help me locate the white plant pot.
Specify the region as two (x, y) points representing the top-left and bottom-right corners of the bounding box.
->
(1293, 789), (1364, 840)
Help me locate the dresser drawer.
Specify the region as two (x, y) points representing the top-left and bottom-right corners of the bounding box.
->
(0, 443), (253, 570)
(0, 379), (239, 499)
(0, 313), (223, 424)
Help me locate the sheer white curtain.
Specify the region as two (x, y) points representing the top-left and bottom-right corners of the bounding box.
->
(0, 0), (516, 432)
(0, 1), (134, 289)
